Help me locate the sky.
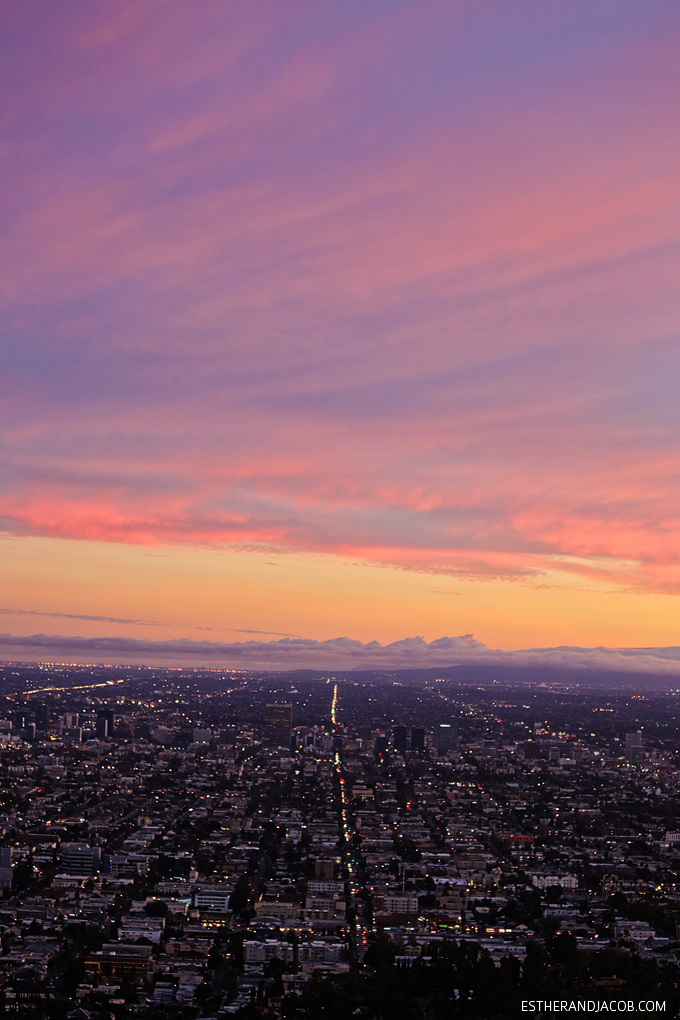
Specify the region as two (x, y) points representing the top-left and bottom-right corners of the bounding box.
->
(2, 1), (680, 669)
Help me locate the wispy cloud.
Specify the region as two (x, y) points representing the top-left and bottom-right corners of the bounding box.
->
(231, 628), (305, 638)
(1, 2), (680, 617)
(2, 631), (680, 676)
(0, 608), (164, 626)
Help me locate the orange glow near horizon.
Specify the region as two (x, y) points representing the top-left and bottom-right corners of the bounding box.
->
(2, 535), (680, 656)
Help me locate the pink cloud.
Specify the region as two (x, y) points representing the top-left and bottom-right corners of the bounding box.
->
(1, 3), (680, 605)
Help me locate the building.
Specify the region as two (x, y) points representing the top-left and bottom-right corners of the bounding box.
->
(254, 900), (301, 920)
(60, 843), (101, 876)
(298, 941), (344, 964)
(12, 711), (28, 733)
(96, 709), (114, 739)
(625, 730), (644, 763)
(314, 859), (336, 880)
(374, 735), (389, 755)
(265, 704), (293, 748)
(411, 727), (425, 752)
(192, 727), (212, 744)
(245, 940), (295, 964)
(85, 944), (152, 981)
(0, 847), (12, 889)
(33, 704), (50, 731)
(393, 726), (408, 755)
(118, 916), (165, 943)
(194, 887), (231, 912)
(108, 854), (149, 877)
(435, 723), (456, 754)
(374, 894), (419, 916)
(614, 919), (655, 940)
(304, 896), (345, 920)
(531, 873), (578, 891)
(308, 880), (344, 895)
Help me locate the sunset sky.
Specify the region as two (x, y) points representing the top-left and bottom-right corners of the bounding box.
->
(2, 1), (680, 669)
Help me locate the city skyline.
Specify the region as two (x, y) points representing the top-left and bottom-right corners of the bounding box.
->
(2, 2), (680, 668)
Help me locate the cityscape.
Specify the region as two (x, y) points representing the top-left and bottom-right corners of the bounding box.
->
(3, 3), (680, 1018)
(0, 665), (679, 1016)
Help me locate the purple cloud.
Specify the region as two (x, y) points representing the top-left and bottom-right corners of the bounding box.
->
(1, 2), (680, 608)
(2, 631), (680, 675)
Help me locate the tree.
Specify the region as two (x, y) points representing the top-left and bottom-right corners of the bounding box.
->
(229, 874), (250, 913)
(12, 859), (34, 893)
(145, 899), (168, 917)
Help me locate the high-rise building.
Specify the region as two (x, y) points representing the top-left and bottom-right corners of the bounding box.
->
(435, 723), (457, 754)
(33, 703), (50, 731)
(393, 726), (408, 754)
(12, 710), (28, 733)
(96, 709), (115, 739)
(410, 727), (425, 752)
(374, 735), (389, 755)
(625, 730), (643, 763)
(265, 704), (293, 748)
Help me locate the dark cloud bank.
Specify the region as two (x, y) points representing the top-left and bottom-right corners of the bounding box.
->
(1, 632), (680, 677)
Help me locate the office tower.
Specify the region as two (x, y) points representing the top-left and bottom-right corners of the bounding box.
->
(265, 704), (293, 748)
(435, 723), (457, 754)
(12, 710), (28, 733)
(411, 727), (425, 752)
(33, 703), (49, 731)
(96, 709), (115, 739)
(625, 730), (643, 763)
(60, 843), (101, 876)
(393, 726), (408, 754)
(374, 735), (389, 755)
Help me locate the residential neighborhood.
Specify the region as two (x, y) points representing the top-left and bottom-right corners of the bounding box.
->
(0, 665), (679, 1017)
